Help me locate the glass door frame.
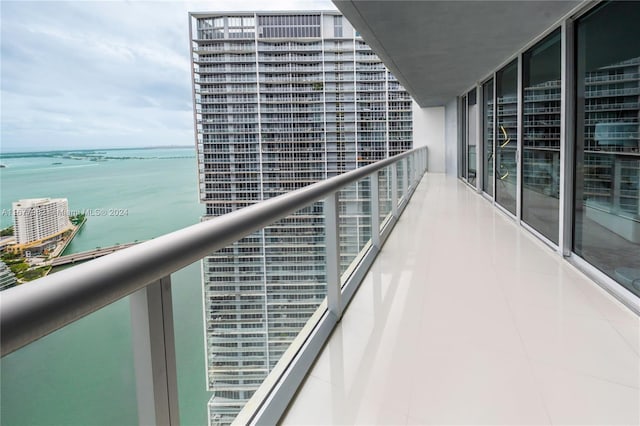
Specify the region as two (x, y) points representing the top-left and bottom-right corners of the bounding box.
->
(489, 58), (522, 220)
(459, 87), (481, 190)
(466, 87), (479, 190)
(519, 28), (564, 249)
(458, 94), (468, 181)
(479, 76), (496, 201)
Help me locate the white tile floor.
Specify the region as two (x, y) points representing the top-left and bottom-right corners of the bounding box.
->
(282, 174), (640, 425)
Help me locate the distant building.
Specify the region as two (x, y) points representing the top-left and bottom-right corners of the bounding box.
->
(0, 260), (17, 291)
(12, 198), (72, 247)
(189, 10), (413, 424)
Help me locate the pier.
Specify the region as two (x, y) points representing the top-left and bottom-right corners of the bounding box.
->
(49, 217), (86, 258)
(48, 242), (140, 267)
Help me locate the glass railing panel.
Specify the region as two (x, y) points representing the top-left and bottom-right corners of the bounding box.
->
(173, 260), (214, 426)
(338, 177), (372, 281)
(0, 298), (138, 426)
(338, 181), (359, 276)
(202, 230), (266, 425)
(0, 145), (205, 425)
(202, 203), (327, 425)
(356, 176), (373, 257)
(1, 149), (427, 426)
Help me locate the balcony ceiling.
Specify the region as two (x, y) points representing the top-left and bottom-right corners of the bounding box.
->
(333, 0), (581, 107)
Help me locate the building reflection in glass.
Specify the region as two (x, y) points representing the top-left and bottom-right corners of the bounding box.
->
(495, 60), (519, 214)
(574, 1), (640, 297)
(522, 29), (561, 244)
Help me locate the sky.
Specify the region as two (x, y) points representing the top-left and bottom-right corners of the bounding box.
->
(0, 0), (335, 152)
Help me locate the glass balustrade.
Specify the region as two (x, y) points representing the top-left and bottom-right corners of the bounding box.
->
(1, 149), (427, 426)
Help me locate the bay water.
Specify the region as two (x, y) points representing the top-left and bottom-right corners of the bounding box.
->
(0, 147), (212, 425)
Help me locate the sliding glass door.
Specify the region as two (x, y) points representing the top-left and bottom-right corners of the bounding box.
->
(574, 1), (640, 297)
(521, 30), (561, 244)
(460, 90), (478, 186)
(460, 95), (468, 180)
(459, 0), (640, 306)
(495, 60), (519, 214)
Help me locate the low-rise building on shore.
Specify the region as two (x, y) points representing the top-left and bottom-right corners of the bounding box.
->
(12, 198), (73, 256)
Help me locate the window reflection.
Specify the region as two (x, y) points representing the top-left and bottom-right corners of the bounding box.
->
(496, 60), (518, 214)
(575, 1), (640, 296)
(522, 30), (561, 244)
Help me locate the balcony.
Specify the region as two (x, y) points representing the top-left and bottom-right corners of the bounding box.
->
(4, 147), (638, 425)
(1, 149), (426, 426)
(283, 174), (640, 425)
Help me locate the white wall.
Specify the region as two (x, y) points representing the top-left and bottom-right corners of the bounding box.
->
(444, 97), (458, 176)
(412, 100), (445, 173)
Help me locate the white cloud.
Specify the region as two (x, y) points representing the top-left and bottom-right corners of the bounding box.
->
(1, 0), (336, 152)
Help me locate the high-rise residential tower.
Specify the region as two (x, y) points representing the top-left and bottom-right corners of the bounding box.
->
(12, 198), (71, 246)
(189, 11), (412, 424)
(0, 260), (17, 291)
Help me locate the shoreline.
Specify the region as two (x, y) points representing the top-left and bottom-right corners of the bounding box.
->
(52, 217), (86, 258)
(0, 145), (194, 157)
(5, 218), (86, 282)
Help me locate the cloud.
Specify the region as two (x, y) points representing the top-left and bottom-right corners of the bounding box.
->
(0, 0), (336, 152)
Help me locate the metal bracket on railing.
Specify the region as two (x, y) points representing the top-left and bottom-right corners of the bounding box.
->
(130, 276), (180, 426)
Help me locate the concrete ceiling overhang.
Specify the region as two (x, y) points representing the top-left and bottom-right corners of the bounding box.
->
(334, 0), (582, 107)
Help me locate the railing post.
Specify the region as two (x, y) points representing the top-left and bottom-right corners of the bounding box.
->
(413, 154), (417, 184)
(391, 163), (399, 218)
(402, 158), (409, 201)
(423, 148), (428, 173)
(370, 172), (380, 248)
(324, 192), (343, 319)
(424, 148), (427, 172)
(130, 275), (180, 426)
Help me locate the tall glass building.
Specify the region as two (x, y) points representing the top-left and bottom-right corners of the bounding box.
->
(188, 11), (412, 424)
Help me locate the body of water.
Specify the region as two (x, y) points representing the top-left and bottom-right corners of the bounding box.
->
(0, 147), (212, 425)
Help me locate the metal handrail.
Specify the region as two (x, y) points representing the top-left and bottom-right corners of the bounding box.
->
(0, 147), (425, 357)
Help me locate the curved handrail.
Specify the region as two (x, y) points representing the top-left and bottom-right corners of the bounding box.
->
(0, 147), (426, 357)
